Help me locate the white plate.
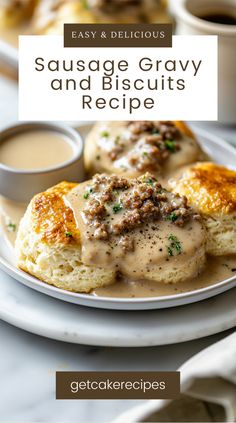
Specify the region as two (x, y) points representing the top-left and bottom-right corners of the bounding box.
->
(0, 127), (236, 310)
(0, 266), (236, 346)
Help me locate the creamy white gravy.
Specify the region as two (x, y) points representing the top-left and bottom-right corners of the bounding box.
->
(68, 184), (205, 280)
(0, 130), (74, 170)
(93, 255), (236, 298)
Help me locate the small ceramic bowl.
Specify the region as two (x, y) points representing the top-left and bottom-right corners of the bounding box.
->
(0, 122), (84, 202)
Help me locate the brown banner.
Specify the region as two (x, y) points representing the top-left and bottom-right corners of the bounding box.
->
(56, 371), (180, 400)
(64, 24), (172, 48)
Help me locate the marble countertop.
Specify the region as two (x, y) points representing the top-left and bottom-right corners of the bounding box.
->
(0, 72), (235, 423)
(0, 319), (234, 423)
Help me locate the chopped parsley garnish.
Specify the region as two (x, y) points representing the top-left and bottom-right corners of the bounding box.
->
(146, 177), (154, 186)
(112, 203), (123, 214)
(165, 140), (176, 152)
(167, 234), (182, 256)
(165, 212), (178, 222)
(142, 151), (148, 157)
(65, 231), (72, 237)
(7, 222), (16, 232)
(115, 136), (121, 145)
(101, 130), (109, 138)
(83, 188), (93, 199)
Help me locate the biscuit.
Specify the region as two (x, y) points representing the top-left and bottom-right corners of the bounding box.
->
(84, 121), (206, 180)
(170, 162), (236, 255)
(15, 182), (116, 293)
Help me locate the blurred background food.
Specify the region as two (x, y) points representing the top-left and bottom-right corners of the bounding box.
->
(0, 0), (170, 40)
(0, 0), (37, 28)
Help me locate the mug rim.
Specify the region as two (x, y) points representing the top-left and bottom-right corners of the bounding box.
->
(170, 0), (236, 36)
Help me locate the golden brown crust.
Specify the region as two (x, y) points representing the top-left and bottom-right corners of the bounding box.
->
(31, 181), (79, 246)
(173, 162), (236, 215)
(174, 121), (196, 140)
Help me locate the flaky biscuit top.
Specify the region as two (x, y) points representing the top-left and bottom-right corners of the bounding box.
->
(31, 181), (79, 246)
(171, 163), (236, 215)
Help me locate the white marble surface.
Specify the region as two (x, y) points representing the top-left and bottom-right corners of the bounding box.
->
(0, 320), (234, 423)
(0, 71), (236, 423)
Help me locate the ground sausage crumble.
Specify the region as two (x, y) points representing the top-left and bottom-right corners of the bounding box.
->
(82, 173), (199, 250)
